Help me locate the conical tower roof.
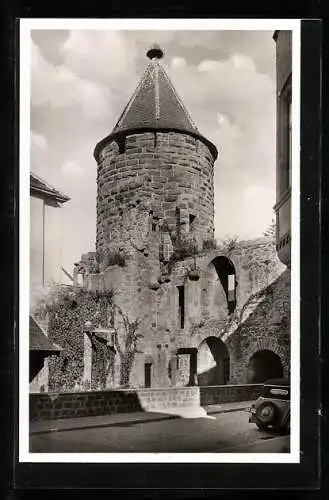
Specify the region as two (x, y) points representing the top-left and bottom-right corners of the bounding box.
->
(94, 45), (217, 160)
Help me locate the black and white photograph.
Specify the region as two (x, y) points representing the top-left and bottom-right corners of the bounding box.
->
(19, 19), (301, 462)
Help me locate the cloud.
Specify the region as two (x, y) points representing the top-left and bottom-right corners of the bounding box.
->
(31, 40), (113, 121)
(30, 130), (49, 178)
(171, 30), (276, 79)
(171, 56), (187, 68)
(61, 160), (83, 177)
(231, 53), (257, 71)
(168, 53), (275, 183)
(243, 185), (274, 201)
(31, 131), (48, 150)
(127, 30), (176, 46)
(30, 29), (276, 272)
(62, 30), (139, 90)
(31, 30), (70, 65)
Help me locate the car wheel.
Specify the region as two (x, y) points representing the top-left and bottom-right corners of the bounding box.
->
(256, 422), (269, 431)
(256, 401), (277, 425)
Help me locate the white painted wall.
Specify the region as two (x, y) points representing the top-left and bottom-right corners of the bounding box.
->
(30, 195), (44, 289)
(44, 198), (63, 284)
(30, 194), (64, 290)
(30, 193), (65, 393)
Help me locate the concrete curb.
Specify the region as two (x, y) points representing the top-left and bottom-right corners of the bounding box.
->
(30, 414), (178, 435)
(207, 405), (249, 415)
(30, 403), (250, 436)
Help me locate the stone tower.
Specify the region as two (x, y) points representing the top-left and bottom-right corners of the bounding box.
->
(94, 45), (218, 267)
(70, 45), (290, 391)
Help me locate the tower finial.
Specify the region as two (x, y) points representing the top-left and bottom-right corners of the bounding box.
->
(146, 44), (164, 60)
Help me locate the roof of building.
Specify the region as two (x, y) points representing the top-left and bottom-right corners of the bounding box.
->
(94, 45), (218, 160)
(273, 30), (279, 41)
(30, 173), (70, 203)
(29, 315), (62, 354)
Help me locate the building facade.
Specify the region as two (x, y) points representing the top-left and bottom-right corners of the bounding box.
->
(30, 173), (70, 392)
(273, 30), (292, 267)
(30, 173), (70, 290)
(46, 46), (291, 392)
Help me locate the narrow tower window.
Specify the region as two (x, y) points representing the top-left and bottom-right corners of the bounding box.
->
(227, 274), (236, 313)
(151, 217), (158, 232)
(177, 285), (185, 329)
(118, 137), (126, 154)
(189, 214), (196, 231)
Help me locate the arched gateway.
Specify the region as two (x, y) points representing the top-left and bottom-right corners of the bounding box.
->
(247, 349), (284, 383)
(197, 336), (230, 386)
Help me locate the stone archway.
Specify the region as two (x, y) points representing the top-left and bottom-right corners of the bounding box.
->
(247, 349), (284, 383)
(197, 336), (230, 386)
(201, 256), (237, 320)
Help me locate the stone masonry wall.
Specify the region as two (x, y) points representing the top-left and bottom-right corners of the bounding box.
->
(96, 131), (215, 261)
(227, 268), (291, 383)
(30, 384), (262, 422)
(81, 237), (289, 390)
(45, 234), (290, 394)
(30, 386), (200, 421)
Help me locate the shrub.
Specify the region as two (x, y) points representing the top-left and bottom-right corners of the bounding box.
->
(105, 249), (127, 268)
(217, 236), (239, 255)
(203, 239), (217, 251)
(167, 236), (198, 272)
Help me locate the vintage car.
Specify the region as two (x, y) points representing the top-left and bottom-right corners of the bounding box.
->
(247, 378), (290, 434)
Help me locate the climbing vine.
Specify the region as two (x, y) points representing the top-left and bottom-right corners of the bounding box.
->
(34, 285), (143, 391)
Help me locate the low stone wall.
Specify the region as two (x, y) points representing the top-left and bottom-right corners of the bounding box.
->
(30, 384), (262, 422)
(137, 387), (199, 411)
(29, 387), (200, 422)
(200, 384), (263, 406)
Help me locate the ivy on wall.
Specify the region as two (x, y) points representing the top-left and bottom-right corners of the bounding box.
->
(35, 285), (143, 392)
(42, 288), (109, 391)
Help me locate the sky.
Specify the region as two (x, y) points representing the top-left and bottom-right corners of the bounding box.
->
(30, 29), (277, 276)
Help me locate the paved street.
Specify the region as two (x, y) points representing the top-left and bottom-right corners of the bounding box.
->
(30, 409), (290, 454)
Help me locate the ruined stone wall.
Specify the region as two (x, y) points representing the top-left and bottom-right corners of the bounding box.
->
(95, 131), (215, 262)
(43, 235), (290, 392)
(227, 268), (291, 383)
(228, 238), (285, 309)
(83, 237), (289, 389)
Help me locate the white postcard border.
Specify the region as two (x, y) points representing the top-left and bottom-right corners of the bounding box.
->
(19, 17), (301, 464)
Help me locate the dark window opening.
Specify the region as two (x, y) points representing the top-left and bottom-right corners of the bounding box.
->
(211, 257), (237, 314)
(279, 75), (292, 195)
(177, 285), (185, 329)
(118, 137), (126, 154)
(189, 214), (196, 231)
(61, 358), (68, 372)
(144, 363), (152, 388)
(154, 133), (157, 148)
